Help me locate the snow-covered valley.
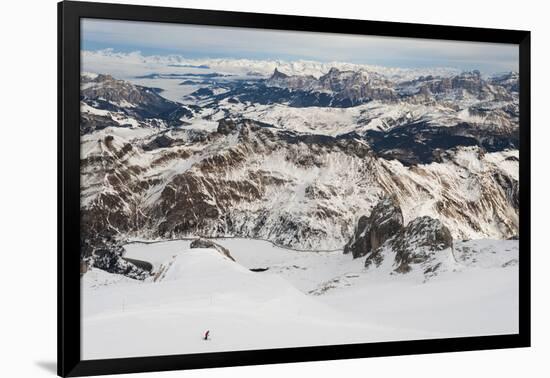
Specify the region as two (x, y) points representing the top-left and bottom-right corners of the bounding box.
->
(82, 237), (519, 360)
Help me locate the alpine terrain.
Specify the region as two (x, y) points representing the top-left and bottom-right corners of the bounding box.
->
(79, 55), (520, 359)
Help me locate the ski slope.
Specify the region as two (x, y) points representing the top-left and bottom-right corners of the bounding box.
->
(82, 238), (518, 360)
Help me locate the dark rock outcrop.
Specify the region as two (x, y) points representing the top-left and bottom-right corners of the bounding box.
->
(80, 113), (120, 134)
(391, 216), (453, 273)
(270, 68), (289, 80)
(344, 197), (453, 276)
(190, 238), (235, 261)
(142, 134), (178, 151)
(217, 118), (239, 135)
(92, 245), (150, 280)
(364, 121), (519, 166)
(343, 196), (404, 259)
(122, 257), (154, 273)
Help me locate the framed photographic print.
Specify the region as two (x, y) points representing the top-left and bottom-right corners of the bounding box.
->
(58, 1), (531, 376)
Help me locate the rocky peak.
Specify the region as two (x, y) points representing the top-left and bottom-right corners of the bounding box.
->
(343, 195), (404, 259)
(80, 73), (191, 130)
(264, 67), (396, 105)
(319, 68), (364, 90)
(81, 73), (115, 84)
(490, 71), (519, 92)
(451, 70), (483, 93)
(462, 70), (481, 79)
(391, 216), (453, 273)
(403, 69), (516, 102)
(344, 197), (453, 276)
(270, 68), (289, 80)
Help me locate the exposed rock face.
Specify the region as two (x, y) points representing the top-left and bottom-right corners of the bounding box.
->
(343, 196), (404, 259)
(80, 112), (120, 134)
(493, 171), (519, 209)
(391, 216), (453, 273)
(80, 74), (193, 133)
(344, 198), (453, 276)
(399, 70), (515, 102)
(122, 257), (154, 273)
(489, 71), (519, 93)
(79, 74), (519, 277)
(142, 134), (178, 151)
(255, 68), (519, 108)
(80, 217), (150, 280)
(364, 120), (518, 166)
(81, 115), (518, 254)
(217, 118), (239, 135)
(266, 67), (397, 106)
(190, 238), (235, 261)
(270, 68), (289, 80)
(92, 245), (150, 280)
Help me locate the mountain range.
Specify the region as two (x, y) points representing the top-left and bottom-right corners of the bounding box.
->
(79, 66), (519, 278)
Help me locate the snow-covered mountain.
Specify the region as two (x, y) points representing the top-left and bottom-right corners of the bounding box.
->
(79, 67), (519, 277)
(82, 49), (462, 81)
(79, 62), (520, 358)
(80, 73), (193, 133)
(265, 67), (397, 103)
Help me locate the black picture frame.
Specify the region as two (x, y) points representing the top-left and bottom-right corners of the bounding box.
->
(58, 1), (531, 376)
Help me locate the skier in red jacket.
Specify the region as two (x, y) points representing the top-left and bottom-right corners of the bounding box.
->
(203, 330), (210, 341)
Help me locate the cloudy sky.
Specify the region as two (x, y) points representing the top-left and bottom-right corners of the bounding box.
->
(81, 18), (518, 74)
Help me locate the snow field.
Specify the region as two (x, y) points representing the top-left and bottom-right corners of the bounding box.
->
(82, 238), (519, 359)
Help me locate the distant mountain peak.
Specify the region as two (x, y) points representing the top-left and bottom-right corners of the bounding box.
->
(270, 68), (289, 80)
(460, 69), (481, 78)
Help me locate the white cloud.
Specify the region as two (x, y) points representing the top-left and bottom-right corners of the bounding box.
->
(81, 18), (519, 74)
(82, 49), (469, 81)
